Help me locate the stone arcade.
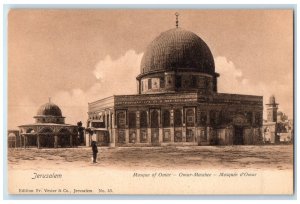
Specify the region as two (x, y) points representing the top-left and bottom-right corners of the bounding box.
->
(86, 20), (263, 147)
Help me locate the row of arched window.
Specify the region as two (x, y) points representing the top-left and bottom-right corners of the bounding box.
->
(36, 117), (64, 124)
(141, 75), (208, 92)
(117, 109), (195, 129)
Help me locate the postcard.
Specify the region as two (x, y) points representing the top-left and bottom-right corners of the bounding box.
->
(7, 8), (294, 195)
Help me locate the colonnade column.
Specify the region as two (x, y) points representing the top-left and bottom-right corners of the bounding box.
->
(182, 108), (186, 142)
(193, 107), (197, 144)
(54, 135), (58, 148)
(136, 111), (140, 143)
(108, 110), (112, 128)
(158, 109), (163, 143)
(206, 110), (211, 144)
(85, 120), (90, 146)
(85, 130), (90, 147)
(70, 134), (73, 147)
(125, 110), (129, 144)
(252, 112), (256, 126)
(37, 135), (40, 149)
(196, 108), (203, 145)
(20, 134), (23, 147)
(104, 110), (108, 129)
(170, 109), (174, 143)
(104, 110), (109, 145)
(108, 110), (114, 147)
(147, 110), (151, 143)
(23, 135), (26, 149)
(110, 109), (116, 147)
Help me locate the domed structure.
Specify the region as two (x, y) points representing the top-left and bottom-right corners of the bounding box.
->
(87, 15), (263, 148)
(18, 99), (78, 148)
(137, 27), (219, 95)
(34, 101), (65, 124)
(140, 28), (215, 76)
(36, 102), (62, 117)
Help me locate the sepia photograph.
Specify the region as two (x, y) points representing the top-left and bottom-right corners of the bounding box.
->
(6, 8), (294, 195)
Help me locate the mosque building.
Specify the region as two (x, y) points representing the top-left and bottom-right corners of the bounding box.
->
(86, 14), (263, 147)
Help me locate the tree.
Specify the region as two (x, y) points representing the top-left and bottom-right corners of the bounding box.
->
(77, 121), (85, 145)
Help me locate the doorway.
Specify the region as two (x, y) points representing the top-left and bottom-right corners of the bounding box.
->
(234, 126), (244, 145)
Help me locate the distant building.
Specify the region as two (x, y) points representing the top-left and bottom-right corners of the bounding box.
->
(263, 95), (293, 144)
(7, 129), (20, 148)
(277, 112), (293, 143)
(17, 100), (78, 148)
(86, 18), (263, 147)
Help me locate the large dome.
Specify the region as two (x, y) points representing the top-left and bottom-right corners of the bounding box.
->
(36, 102), (62, 117)
(140, 28), (215, 76)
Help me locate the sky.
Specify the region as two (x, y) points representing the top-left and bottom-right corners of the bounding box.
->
(7, 9), (293, 129)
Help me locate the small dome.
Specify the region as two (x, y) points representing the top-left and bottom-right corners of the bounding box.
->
(37, 102), (62, 117)
(140, 28), (215, 76)
(8, 133), (16, 137)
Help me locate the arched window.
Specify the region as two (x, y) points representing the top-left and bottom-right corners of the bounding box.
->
(191, 76), (197, 88)
(163, 110), (170, 127)
(186, 109), (195, 127)
(151, 110), (159, 128)
(160, 78), (165, 88)
(39, 128), (54, 148)
(57, 128), (72, 147)
(200, 111), (207, 126)
(246, 111), (252, 124)
(175, 76), (182, 89)
(174, 109), (182, 127)
(148, 79), (152, 89)
(166, 76), (172, 86)
(129, 112), (136, 128)
(210, 111), (216, 125)
(140, 111), (147, 128)
(117, 112), (126, 128)
(255, 112), (262, 125)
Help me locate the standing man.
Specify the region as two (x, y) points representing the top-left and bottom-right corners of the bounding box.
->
(91, 139), (98, 163)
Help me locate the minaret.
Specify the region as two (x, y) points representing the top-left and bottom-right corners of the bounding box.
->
(266, 95), (279, 122)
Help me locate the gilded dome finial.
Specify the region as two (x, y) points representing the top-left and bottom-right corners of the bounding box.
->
(175, 12), (179, 28)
